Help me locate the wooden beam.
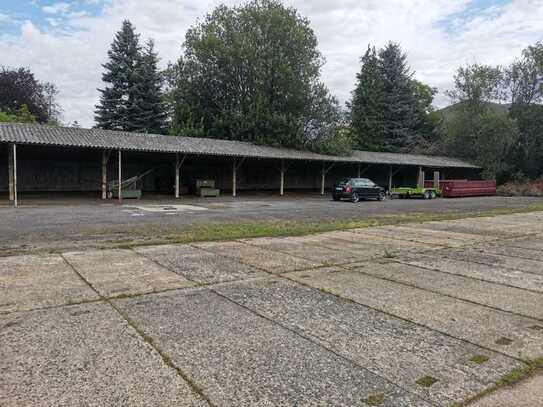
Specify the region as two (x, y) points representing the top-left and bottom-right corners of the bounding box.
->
(174, 154), (187, 199)
(391, 166), (403, 177)
(357, 164), (372, 177)
(118, 149), (122, 205)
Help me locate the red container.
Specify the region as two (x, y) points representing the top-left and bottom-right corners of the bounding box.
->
(440, 180), (496, 198)
(424, 179), (467, 188)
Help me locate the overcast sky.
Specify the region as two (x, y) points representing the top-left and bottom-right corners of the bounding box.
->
(1, 0), (542, 127)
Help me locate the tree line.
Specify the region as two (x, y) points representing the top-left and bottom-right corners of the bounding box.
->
(95, 0), (436, 156)
(0, 67), (62, 125)
(434, 44), (543, 182)
(1, 0), (541, 182)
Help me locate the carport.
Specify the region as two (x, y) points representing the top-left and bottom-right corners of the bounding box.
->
(0, 123), (480, 207)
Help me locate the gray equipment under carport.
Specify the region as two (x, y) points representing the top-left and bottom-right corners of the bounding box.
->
(108, 169), (154, 199)
(194, 179), (220, 197)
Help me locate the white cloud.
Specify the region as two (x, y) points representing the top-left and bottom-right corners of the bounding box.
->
(1, 0), (542, 127)
(42, 2), (72, 15)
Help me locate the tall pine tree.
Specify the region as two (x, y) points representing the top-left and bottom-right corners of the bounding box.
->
(350, 42), (431, 152)
(379, 42), (419, 152)
(95, 20), (141, 131)
(349, 46), (385, 150)
(132, 40), (167, 134)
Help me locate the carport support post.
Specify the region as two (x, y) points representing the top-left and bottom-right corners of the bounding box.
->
(9, 144), (17, 208)
(280, 159), (285, 196)
(175, 154), (180, 198)
(232, 158), (237, 197)
(320, 162), (325, 196)
(118, 149), (122, 205)
(388, 165), (393, 192)
(417, 166), (425, 188)
(357, 164), (361, 178)
(101, 150), (109, 200)
(174, 154), (187, 199)
(8, 144), (14, 201)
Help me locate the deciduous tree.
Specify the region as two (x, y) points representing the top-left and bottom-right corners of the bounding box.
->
(169, 0), (347, 153)
(0, 67), (61, 124)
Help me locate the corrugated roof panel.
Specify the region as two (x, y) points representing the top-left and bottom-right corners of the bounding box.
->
(0, 123), (479, 168)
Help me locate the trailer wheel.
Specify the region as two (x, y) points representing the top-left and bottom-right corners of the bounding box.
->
(423, 190), (431, 199)
(430, 191), (436, 199)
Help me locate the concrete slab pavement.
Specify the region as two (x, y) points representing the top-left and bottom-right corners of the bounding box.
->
(62, 249), (193, 298)
(0, 302), (206, 407)
(470, 374), (543, 407)
(402, 255), (543, 293)
(115, 289), (431, 407)
(215, 276), (522, 405)
(347, 260), (543, 320)
(193, 240), (319, 273)
(134, 244), (267, 284)
(0, 254), (99, 312)
(286, 267), (543, 359)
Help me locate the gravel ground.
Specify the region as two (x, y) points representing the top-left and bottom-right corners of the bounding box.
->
(0, 194), (542, 254)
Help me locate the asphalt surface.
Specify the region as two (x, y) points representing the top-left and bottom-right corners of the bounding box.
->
(2, 211), (543, 406)
(0, 194), (542, 254)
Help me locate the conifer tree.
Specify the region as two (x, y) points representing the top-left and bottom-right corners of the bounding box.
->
(132, 40), (167, 134)
(95, 20), (141, 131)
(350, 42), (433, 152)
(378, 42), (419, 151)
(349, 46), (385, 150)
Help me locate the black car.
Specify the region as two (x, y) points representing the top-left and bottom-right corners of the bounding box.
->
(333, 178), (386, 202)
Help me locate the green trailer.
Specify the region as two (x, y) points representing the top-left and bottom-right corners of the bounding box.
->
(390, 186), (439, 199)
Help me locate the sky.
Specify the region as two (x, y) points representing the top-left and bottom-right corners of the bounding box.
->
(1, 0), (542, 127)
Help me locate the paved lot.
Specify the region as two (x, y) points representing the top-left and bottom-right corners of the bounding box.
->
(0, 194), (542, 254)
(1, 211), (543, 406)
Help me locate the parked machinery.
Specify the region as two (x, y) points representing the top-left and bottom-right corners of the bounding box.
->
(193, 179), (220, 197)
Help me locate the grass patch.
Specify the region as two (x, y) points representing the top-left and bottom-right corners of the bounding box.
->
(364, 393), (385, 406)
(470, 355), (490, 364)
(497, 358), (543, 387)
(451, 357), (543, 406)
(416, 375), (438, 387)
(383, 249), (396, 258)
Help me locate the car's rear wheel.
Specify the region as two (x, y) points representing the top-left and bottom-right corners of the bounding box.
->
(351, 192), (360, 203)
